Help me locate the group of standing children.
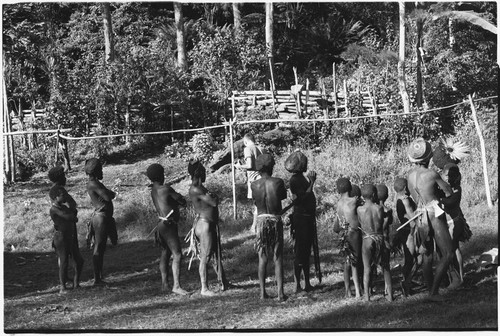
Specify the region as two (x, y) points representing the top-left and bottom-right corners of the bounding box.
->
(48, 136), (470, 303)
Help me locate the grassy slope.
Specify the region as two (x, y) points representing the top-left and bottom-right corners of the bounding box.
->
(3, 135), (498, 331)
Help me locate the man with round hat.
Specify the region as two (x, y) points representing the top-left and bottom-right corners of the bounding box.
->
(251, 153), (287, 301)
(406, 137), (454, 300)
(85, 158), (118, 286)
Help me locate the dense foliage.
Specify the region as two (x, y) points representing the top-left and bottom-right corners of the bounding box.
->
(2, 2), (497, 177)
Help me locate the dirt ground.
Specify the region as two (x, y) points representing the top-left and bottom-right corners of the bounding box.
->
(3, 235), (498, 331)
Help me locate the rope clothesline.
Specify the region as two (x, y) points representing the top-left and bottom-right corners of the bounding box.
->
(58, 124), (226, 141)
(2, 95), (497, 139)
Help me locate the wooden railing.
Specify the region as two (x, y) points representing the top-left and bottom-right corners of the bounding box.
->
(229, 83), (388, 120)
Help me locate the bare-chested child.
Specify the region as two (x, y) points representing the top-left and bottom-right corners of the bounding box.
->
(85, 158), (118, 286)
(187, 159), (229, 295)
(333, 177), (362, 298)
(48, 166), (84, 289)
(146, 163), (188, 295)
(287, 154), (317, 293)
(357, 184), (393, 302)
(376, 183), (394, 297)
(440, 163), (472, 288)
(251, 153), (287, 301)
(407, 138), (454, 299)
(49, 186), (83, 293)
(393, 177), (418, 296)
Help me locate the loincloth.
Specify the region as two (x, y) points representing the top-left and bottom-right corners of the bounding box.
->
(184, 216), (224, 281)
(185, 216), (217, 260)
(408, 200), (443, 256)
(362, 232), (385, 267)
(52, 230), (76, 254)
(337, 216), (359, 266)
(448, 215), (472, 243)
(86, 211), (117, 247)
(255, 214), (283, 257)
(155, 217), (177, 250)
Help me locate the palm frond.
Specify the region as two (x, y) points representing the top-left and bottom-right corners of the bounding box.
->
(438, 10), (497, 34)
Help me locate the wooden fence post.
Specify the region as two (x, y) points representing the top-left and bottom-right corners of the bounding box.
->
(170, 105), (174, 143)
(469, 95), (493, 208)
(125, 104), (131, 146)
(293, 67), (302, 118)
(54, 128), (60, 165)
(344, 80), (350, 118)
(229, 119), (237, 219)
(3, 101), (12, 183)
(231, 92), (236, 119)
(333, 62), (338, 117)
(3, 77), (15, 182)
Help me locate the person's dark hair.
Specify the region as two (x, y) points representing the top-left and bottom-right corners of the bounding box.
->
(255, 153), (275, 173)
(84, 158), (102, 175)
(393, 177), (407, 193)
(336, 177), (352, 194)
(188, 159), (206, 178)
(48, 166), (65, 183)
(361, 184), (377, 200)
(243, 133), (255, 143)
(376, 184), (389, 202)
(349, 184), (361, 198)
(447, 167), (461, 187)
(146, 163), (165, 182)
(49, 185), (66, 201)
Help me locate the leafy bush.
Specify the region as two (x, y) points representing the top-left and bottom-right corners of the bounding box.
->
(187, 132), (216, 163)
(189, 24), (268, 104)
(163, 140), (192, 160)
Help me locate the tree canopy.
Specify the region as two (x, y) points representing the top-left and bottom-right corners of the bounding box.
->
(2, 2), (497, 140)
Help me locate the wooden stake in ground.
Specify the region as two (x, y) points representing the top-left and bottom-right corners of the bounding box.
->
(229, 118), (238, 219)
(333, 62), (338, 117)
(3, 77), (15, 182)
(54, 128), (60, 165)
(292, 67), (302, 118)
(469, 94), (493, 208)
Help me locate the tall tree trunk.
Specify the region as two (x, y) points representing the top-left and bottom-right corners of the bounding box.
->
(233, 3), (241, 37)
(174, 2), (187, 71)
(102, 3), (115, 64)
(265, 2), (274, 90)
(416, 14), (423, 109)
(398, 1), (410, 114)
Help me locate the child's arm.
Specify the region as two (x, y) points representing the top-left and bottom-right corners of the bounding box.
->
(440, 189), (461, 207)
(168, 186), (187, 207)
(402, 198), (416, 221)
(91, 182), (116, 202)
(50, 205), (77, 222)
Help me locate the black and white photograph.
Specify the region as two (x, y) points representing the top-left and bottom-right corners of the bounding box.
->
(2, 1), (498, 332)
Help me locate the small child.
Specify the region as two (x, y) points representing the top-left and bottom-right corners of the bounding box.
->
(376, 184), (393, 251)
(393, 177), (418, 296)
(333, 177), (362, 298)
(357, 184), (393, 302)
(376, 183), (393, 297)
(49, 186), (84, 293)
(440, 163), (472, 288)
